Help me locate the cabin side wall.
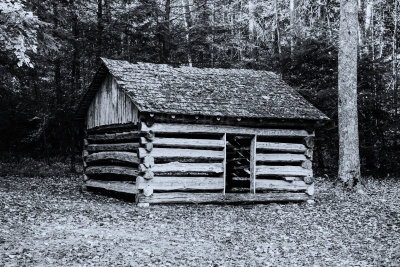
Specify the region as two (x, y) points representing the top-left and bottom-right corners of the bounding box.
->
(86, 74), (139, 129)
(137, 122), (315, 204)
(82, 125), (140, 197)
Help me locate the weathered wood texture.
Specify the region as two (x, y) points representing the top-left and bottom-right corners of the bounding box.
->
(85, 151), (139, 165)
(137, 176), (224, 191)
(150, 162), (224, 174)
(141, 122), (313, 137)
(139, 192), (309, 204)
(86, 180), (138, 194)
(222, 134), (227, 195)
(256, 142), (307, 153)
(86, 143), (139, 152)
(249, 135), (257, 194)
(86, 166), (138, 177)
(138, 147), (224, 160)
(256, 165), (312, 177)
(140, 137), (224, 149)
(256, 153), (306, 163)
(87, 131), (140, 142)
(86, 74), (139, 129)
(255, 179), (309, 191)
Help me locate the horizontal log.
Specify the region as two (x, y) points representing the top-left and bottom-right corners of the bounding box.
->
(86, 180), (138, 195)
(255, 179), (308, 191)
(256, 142), (307, 153)
(140, 137), (225, 149)
(85, 151), (139, 165)
(87, 131), (140, 142)
(86, 166), (138, 177)
(136, 176), (224, 191)
(256, 153), (307, 163)
(151, 162), (224, 174)
(139, 192), (310, 204)
(141, 122), (313, 137)
(256, 166), (312, 177)
(138, 147), (224, 160)
(86, 143), (139, 152)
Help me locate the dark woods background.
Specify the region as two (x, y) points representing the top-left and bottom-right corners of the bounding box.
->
(0, 0), (399, 177)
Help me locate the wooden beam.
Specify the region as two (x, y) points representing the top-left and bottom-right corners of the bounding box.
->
(86, 151), (139, 165)
(256, 153), (306, 163)
(138, 147), (224, 160)
(222, 133), (227, 195)
(255, 179), (308, 191)
(87, 131), (140, 142)
(141, 122), (313, 137)
(256, 166), (312, 177)
(140, 137), (225, 149)
(136, 176), (224, 191)
(151, 162), (224, 174)
(86, 180), (138, 194)
(256, 142), (307, 153)
(139, 192), (310, 204)
(86, 166), (138, 177)
(249, 135), (257, 194)
(86, 143), (139, 152)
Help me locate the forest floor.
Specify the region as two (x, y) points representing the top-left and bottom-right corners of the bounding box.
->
(0, 173), (399, 266)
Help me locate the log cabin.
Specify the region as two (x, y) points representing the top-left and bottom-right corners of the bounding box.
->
(76, 58), (329, 205)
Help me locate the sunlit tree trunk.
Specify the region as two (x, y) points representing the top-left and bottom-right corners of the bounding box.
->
(274, 0), (281, 57)
(162, 0), (171, 63)
(182, 0), (193, 66)
(289, 0), (297, 59)
(338, 0), (361, 187)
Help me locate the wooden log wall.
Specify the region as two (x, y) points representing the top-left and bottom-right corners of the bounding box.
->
(254, 135), (315, 196)
(83, 126), (140, 195)
(138, 122), (315, 204)
(137, 126), (226, 201)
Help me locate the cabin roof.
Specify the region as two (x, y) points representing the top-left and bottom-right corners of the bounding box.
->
(77, 58), (329, 121)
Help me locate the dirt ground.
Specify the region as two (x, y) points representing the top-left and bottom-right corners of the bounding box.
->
(0, 175), (399, 266)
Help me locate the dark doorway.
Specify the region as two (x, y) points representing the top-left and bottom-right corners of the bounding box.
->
(225, 134), (252, 193)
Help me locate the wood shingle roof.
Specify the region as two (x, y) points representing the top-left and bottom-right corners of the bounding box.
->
(77, 58), (329, 121)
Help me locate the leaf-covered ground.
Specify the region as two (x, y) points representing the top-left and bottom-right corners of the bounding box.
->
(0, 176), (399, 266)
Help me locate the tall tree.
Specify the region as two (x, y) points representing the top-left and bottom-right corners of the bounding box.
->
(96, 0), (103, 62)
(338, 0), (361, 187)
(182, 0), (193, 66)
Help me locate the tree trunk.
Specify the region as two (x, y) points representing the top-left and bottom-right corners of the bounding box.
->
(96, 0), (103, 62)
(338, 0), (361, 187)
(210, 0), (215, 67)
(161, 0), (171, 63)
(289, 0), (297, 59)
(274, 0), (282, 75)
(53, 2), (62, 108)
(393, 0), (398, 147)
(181, 0), (193, 66)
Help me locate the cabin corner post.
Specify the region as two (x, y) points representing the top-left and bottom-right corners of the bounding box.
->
(82, 130), (89, 183)
(137, 127), (155, 205)
(249, 135), (257, 194)
(222, 133), (227, 195)
(303, 133), (315, 197)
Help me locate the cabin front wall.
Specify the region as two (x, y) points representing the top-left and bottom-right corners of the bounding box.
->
(86, 74), (139, 129)
(136, 122), (315, 204)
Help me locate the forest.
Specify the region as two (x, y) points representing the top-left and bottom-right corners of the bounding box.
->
(0, 0), (399, 177)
